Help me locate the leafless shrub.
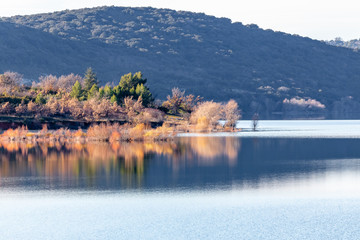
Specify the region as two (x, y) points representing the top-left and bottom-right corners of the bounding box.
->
(15, 104), (27, 115)
(0, 102), (15, 114)
(143, 108), (165, 122)
(45, 97), (61, 115)
(87, 123), (115, 141)
(27, 101), (38, 113)
(57, 74), (83, 92)
(37, 75), (59, 93)
(91, 99), (112, 119)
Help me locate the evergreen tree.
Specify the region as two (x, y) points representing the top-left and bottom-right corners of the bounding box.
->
(104, 85), (113, 98)
(110, 94), (118, 104)
(135, 83), (153, 106)
(99, 87), (105, 99)
(119, 72), (146, 94)
(83, 68), (98, 92)
(87, 84), (99, 99)
(70, 80), (83, 100)
(35, 93), (46, 104)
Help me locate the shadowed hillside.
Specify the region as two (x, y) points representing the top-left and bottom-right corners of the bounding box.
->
(1, 6), (360, 119)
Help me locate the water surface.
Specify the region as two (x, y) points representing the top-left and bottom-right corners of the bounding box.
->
(1, 120), (360, 239)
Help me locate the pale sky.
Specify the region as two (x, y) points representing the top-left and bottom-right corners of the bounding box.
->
(1, 0), (360, 40)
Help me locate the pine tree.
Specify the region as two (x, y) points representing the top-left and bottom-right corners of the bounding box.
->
(70, 81), (83, 100)
(87, 84), (99, 99)
(99, 87), (105, 99)
(104, 85), (113, 98)
(83, 68), (98, 92)
(135, 83), (153, 106)
(110, 94), (118, 104)
(119, 72), (146, 94)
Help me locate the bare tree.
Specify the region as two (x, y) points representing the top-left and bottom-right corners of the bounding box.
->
(224, 99), (241, 130)
(190, 101), (223, 131)
(252, 113), (259, 131)
(37, 75), (58, 93)
(57, 74), (83, 92)
(162, 87), (184, 114)
(124, 96), (144, 123)
(162, 87), (201, 114)
(0, 71), (23, 94)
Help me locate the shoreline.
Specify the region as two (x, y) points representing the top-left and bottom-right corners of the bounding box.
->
(0, 122), (240, 143)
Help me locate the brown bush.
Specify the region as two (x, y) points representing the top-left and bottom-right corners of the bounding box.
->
(87, 123), (113, 141)
(128, 123), (145, 141)
(0, 102), (15, 114)
(190, 101), (223, 131)
(15, 104), (27, 115)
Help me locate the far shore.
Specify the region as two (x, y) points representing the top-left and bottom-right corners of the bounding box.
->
(0, 118), (242, 143)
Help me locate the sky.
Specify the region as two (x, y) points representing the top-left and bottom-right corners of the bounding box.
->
(0, 0), (359, 41)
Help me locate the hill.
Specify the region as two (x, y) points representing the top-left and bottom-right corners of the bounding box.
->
(1, 6), (360, 119)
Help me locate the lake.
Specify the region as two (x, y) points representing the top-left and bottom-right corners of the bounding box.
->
(1, 120), (360, 239)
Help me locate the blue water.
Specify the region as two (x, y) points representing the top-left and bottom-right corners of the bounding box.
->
(1, 120), (360, 239)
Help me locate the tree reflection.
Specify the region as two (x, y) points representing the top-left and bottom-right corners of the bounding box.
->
(0, 137), (241, 189)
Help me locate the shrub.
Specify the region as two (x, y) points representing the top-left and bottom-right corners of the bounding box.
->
(87, 123), (113, 141)
(190, 101), (223, 131)
(128, 123), (145, 141)
(35, 93), (46, 105)
(0, 102), (15, 114)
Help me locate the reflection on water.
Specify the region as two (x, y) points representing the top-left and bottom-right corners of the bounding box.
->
(1, 137), (360, 191)
(2, 122), (360, 240)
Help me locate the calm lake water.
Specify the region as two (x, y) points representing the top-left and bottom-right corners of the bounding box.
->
(1, 120), (360, 239)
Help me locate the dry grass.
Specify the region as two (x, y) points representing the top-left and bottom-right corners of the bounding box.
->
(0, 123), (175, 143)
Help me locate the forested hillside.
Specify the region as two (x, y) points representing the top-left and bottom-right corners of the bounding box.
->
(326, 38), (360, 50)
(1, 6), (360, 119)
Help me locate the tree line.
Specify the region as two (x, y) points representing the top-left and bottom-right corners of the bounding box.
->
(0, 68), (241, 131)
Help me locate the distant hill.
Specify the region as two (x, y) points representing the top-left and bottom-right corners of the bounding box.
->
(326, 38), (360, 50)
(1, 6), (360, 119)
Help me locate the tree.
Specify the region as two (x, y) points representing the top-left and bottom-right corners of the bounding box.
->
(99, 87), (105, 98)
(83, 68), (98, 92)
(162, 87), (201, 114)
(123, 96), (144, 123)
(57, 74), (83, 92)
(190, 101), (223, 131)
(162, 88), (185, 114)
(70, 81), (83, 100)
(119, 72), (146, 93)
(87, 84), (99, 99)
(35, 93), (46, 105)
(135, 83), (153, 106)
(104, 85), (113, 98)
(110, 94), (118, 104)
(252, 113), (259, 131)
(37, 75), (58, 93)
(224, 99), (241, 129)
(0, 71), (22, 94)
